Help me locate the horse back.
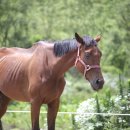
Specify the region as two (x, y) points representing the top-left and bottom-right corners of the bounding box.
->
(0, 47), (32, 57)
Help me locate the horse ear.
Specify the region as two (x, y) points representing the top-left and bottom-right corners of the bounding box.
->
(94, 35), (101, 42)
(75, 32), (84, 45)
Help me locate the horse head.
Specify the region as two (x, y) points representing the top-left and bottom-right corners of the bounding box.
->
(75, 33), (104, 91)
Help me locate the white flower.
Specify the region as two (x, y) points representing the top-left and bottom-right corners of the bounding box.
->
(128, 93), (130, 96)
(120, 106), (125, 110)
(75, 98), (98, 130)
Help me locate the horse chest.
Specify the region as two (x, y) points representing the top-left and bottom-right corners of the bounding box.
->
(39, 78), (65, 103)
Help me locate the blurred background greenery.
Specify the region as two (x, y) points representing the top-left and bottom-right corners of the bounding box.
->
(0, 0), (130, 129)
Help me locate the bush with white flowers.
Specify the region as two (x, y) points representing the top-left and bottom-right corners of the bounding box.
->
(75, 98), (104, 130)
(75, 86), (130, 130)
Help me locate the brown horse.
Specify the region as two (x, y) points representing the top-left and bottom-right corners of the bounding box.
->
(0, 33), (104, 130)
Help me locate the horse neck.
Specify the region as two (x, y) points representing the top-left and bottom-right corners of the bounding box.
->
(38, 42), (77, 78)
(53, 50), (77, 77)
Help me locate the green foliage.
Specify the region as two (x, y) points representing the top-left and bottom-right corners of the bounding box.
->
(75, 77), (130, 130)
(0, 0), (130, 129)
(0, 0), (130, 75)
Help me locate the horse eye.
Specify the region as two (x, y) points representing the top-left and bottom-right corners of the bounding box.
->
(85, 52), (90, 59)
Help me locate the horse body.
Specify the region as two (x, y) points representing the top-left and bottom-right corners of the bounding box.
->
(0, 42), (66, 103)
(0, 33), (104, 130)
(0, 50), (31, 101)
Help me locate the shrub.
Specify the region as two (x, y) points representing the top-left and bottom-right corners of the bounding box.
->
(75, 79), (130, 130)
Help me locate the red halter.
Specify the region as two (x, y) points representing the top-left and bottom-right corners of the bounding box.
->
(75, 46), (100, 77)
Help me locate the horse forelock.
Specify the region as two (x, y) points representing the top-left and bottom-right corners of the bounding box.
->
(83, 36), (97, 47)
(53, 36), (97, 57)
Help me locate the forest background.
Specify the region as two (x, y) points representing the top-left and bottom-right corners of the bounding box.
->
(0, 0), (130, 129)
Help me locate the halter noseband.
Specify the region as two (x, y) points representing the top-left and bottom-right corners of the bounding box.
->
(75, 46), (100, 77)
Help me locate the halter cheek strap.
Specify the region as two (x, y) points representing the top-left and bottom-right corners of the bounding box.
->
(75, 46), (100, 77)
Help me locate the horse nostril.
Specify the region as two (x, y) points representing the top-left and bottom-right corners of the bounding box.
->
(96, 79), (100, 84)
(96, 79), (104, 85)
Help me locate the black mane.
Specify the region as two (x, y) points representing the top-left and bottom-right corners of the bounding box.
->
(54, 36), (97, 57)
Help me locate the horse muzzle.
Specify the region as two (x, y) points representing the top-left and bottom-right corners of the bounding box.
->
(91, 78), (104, 91)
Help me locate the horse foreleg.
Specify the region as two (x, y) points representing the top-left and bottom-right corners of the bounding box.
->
(0, 92), (10, 130)
(47, 98), (60, 130)
(31, 100), (42, 130)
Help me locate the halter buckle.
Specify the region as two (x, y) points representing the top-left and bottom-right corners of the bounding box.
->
(86, 65), (91, 71)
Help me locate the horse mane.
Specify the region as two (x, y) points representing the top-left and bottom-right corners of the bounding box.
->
(54, 36), (97, 57)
